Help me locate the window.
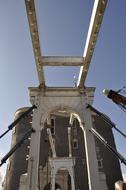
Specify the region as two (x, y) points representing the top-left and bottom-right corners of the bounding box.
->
(73, 139), (78, 149)
(73, 120), (78, 137)
(73, 126), (77, 136)
(51, 126), (55, 134)
(96, 146), (100, 153)
(98, 159), (103, 169)
(50, 118), (55, 135)
(51, 118), (54, 127)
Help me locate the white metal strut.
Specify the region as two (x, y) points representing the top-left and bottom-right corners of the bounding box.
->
(77, 0), (108, 87)
(24, 0), (45, 85)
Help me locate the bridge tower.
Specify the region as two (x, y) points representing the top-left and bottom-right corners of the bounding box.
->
(22, 0), (108, 190)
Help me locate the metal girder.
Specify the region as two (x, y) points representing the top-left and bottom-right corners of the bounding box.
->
(77, 0), (108, 87)
(24, 0), (45, 86)
(41, 56), (84, 66)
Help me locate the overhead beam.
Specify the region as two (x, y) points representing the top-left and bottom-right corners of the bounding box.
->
(41, 56), (84, 66)
(77, 0), (108, 87)
(24, 0), (45, 86)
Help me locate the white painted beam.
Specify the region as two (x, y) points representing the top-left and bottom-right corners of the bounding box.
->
(77, 0), (108, 87)
(41, 56), (84, 66)
(24, 0), (45, 85)
(68, 127), (72, 157)
(47, 128), (56, 158)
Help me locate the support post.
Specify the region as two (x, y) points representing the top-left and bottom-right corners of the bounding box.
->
(50, 168), (56, 190)
(81, 95), (101, 190)
(27, 102), (43, 190)
(69, 169), (75, 190)
(68, 127), (72, 157)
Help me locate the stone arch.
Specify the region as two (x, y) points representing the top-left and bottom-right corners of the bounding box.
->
(55, 166), (73, 178)
(40, 105), (84, 131)
(38, 95), (85, 127)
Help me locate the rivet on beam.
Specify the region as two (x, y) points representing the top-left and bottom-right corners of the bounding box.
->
(84, 68), (87, 72)
(31, 23), (34, 26)
(38, 67), (41, 71)
(32, 32), (36, 36)
(95, 24), (99, 28)
(92, 41), (95, 46)
(34, 40), (38, 44)
(26, 155), (30, 161)
(90, 49), (93, 54)
(94, 31), (98, 37)
(98, 12), (102, 16)
(102, 0), (105, 5)
(38, 62), (41, 67)
(29, 11), (32, 15)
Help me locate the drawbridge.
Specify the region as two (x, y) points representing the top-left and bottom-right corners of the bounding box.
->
(2, 1), (125, 190)
(23, 1), (108, 190)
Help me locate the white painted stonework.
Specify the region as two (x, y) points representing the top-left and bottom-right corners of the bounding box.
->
(19, 174), (27, 190)
(49, 157), (75, 190)
(19, 86), (108, 190)
(22, 0), (109, 188)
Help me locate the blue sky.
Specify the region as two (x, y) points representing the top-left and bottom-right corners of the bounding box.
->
(0, 0), (126, 178)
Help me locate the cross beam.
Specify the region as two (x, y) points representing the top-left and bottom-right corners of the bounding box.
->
(24, 0), (45, 85)
(41, 56), (84, 66)
(25, 0), (107, 89)
(77, 0), (108, 87)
